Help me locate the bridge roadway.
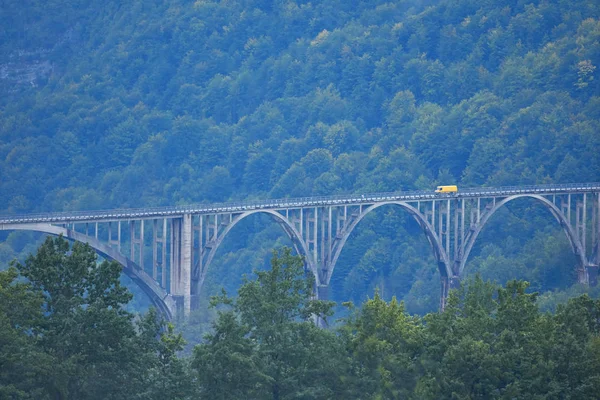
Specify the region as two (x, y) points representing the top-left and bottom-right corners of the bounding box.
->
(1, 182), (599, 224)
(1, 182), (599, 320)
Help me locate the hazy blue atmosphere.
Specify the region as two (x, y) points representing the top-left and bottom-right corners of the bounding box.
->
(1, 0), (600, 398)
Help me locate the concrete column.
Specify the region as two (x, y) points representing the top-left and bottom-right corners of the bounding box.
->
(139, 220), (144, 271)
(130, 221), (136, 262)
(326, 208), (331, 265)
(440, 274), (461, 311)
(191, 215), (202, 311)
(446, 200), (450, 256)
(454, 200), (459, 260)
(592, 194), (597, 254)
(169, 216), (192, 318)
(587, 265), (598, 287)
(578, 267), (588, 285)
(583, 194), (587, 258)
(314, 284), (330, 328)
(320, 208), (325, 267)
(568, 194), (571, 225)
(313, 207), (318, 264)
(153, 220), (158, 280)
(300, 208), (303, 237)
(170, 218), (180, 295)
(596, 193), (600, 265)
(160, 219), (166, 288)
(181, 213), (192, 316)
(317, 285), (329, 301)
(438, 201), (443, 244)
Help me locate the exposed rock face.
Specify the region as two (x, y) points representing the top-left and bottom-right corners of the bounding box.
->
(1, 28), (74, 90)
(0, 58), (53, 88)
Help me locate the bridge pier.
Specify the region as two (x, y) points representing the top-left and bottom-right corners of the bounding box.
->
(583, 265), (599, 286)
(314, 285), (331, 328)
(588, 265), (599, 286)
(317, 284), (329, 301)
(169, 215), (192, 318)
(440, 275), (461, 311)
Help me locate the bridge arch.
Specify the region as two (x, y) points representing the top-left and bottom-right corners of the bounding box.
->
(328, 201), (452, 283)
(0, 223), (175, 320)
(458, 194), (585, 277)
(199, 209), (316, 289)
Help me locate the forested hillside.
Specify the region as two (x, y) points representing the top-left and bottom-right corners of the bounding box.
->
(1, 0), (599, 314)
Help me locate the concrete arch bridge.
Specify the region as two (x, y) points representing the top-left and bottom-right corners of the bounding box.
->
(1, 182), (599, 320)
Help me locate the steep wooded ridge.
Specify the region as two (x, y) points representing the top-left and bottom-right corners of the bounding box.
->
(1, 0), (599, 313)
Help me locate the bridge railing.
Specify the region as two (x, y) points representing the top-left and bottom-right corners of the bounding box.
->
(0, 182), (599, 224)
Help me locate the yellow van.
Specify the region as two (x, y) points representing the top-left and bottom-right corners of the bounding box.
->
(435, 185), (458, 193)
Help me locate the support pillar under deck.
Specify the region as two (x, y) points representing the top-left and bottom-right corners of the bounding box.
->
(440, 275), (461, 311)
(317, 284), (329, 301)
(169, 215), (192, 318)
(587, 265), (599, 287)
(181, 214), (192, 316)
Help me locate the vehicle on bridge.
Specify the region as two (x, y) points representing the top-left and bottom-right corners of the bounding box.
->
(435, 185), (458, 193)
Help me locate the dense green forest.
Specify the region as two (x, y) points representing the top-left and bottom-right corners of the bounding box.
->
(1, 0), (600, 318)
(3, 237), (600, 399)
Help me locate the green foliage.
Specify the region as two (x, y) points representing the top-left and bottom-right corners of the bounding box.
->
(415, 276), (600, 400)
(4, 239), (600, 399)
(11, 236), (145, 399)
(192, 310), (267, 399)
(1, 236), (192, 400)
(0, 267), (49, 399)
(341, 293), (424, 398)
(142, 321), (196, 400)
(192, 247), (345, 399)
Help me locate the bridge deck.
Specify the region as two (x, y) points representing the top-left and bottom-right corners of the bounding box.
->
(1, 183), (599, 224)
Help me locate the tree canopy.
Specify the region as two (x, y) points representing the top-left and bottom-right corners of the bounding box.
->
(0, 236), (192, 400)
(3, 239), (600, 399)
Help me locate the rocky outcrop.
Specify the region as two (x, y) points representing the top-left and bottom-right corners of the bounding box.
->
(1, 28), (74, 90)
(0, 58), (53, 88)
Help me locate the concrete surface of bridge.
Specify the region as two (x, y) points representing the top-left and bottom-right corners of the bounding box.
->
(1, 182), (599, 320)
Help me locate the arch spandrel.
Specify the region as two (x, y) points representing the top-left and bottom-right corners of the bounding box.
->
(458, 194), (585, 277)
(198, 209), (317, 289)
(0, 223), (174, 320)
(327, 201), (452, 283)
